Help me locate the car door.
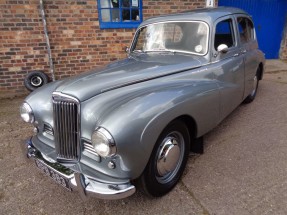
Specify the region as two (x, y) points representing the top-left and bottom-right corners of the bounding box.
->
(212, 16), (245, 121)
(236, 16), (259, 98)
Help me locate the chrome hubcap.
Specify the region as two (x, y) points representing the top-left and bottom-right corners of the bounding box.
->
(31, 76), (42, 87)
(157, 139), (180, 176)
(156, 131), (184, 184)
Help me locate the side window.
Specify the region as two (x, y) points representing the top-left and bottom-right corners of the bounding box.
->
(237, 17), (255, 43)
(246, 18), (255, 40)
(214, 19), (235, 50)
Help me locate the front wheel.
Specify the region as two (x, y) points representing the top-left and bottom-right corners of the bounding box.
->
(139, 120), (190, 197)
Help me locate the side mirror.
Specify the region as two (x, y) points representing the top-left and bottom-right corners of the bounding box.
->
(217, 44), (228, 53)
(125, 46), (130, 53)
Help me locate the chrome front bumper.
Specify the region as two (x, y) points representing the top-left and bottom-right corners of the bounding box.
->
(21, 138), (136, 200)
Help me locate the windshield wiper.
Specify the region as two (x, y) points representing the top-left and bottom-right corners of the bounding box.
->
(132, 50), (145, 53)
(145, 49), (176, 54)
(132, 49), (177, 55)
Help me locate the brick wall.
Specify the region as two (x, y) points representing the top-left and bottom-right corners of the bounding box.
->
(0, 0), (210, 97)
(0, 0), (49, 97)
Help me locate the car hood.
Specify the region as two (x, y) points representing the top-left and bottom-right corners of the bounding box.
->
(55, 53), (202, 101)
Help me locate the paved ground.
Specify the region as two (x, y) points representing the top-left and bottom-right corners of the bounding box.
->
(1, 65), (287, 215)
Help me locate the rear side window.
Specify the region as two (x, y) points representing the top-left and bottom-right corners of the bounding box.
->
(237, 17), (255, 43)
(214, 19), (235, 49)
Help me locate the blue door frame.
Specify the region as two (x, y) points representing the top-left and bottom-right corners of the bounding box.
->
(219, 0), (287, 59)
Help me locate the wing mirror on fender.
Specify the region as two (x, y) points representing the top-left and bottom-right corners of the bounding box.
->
(217, 44), (228, 53)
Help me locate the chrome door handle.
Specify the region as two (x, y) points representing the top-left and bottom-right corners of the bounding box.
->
(233, 53), (240, 57)
(241, 50), (247, 54)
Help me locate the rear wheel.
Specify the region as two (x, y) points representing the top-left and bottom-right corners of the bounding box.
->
(243, 68), (260, 104)
(139, 120), (190, 197)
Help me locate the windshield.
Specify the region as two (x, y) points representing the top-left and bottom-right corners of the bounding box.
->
(131, 21), (209, 55)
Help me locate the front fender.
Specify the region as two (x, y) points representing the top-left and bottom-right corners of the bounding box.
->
(25, 80), (63, 128)
(82, 78), (220, 179)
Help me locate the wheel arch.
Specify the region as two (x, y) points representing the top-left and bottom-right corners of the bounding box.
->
(142, 114), (198, 166)
(258, 62), (264, 80)
(174, 114), (197, 142)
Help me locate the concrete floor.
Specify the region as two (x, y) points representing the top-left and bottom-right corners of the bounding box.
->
(265, 59), (287, 73)
(0, 64), (287, 215)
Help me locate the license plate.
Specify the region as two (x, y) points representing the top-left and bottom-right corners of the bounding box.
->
(35, 159), (71, 191)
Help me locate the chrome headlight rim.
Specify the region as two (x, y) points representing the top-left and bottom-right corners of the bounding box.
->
(91, 127), (116, 158)
(20, 102), (34, 123)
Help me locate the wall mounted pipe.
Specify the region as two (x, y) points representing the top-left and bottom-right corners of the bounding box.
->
(39, 0), (55, 81)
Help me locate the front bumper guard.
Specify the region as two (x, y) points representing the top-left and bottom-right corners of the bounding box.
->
(21, 138), (136, 200)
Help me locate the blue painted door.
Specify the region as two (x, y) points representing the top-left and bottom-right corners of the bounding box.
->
(219, 0), (287, 59)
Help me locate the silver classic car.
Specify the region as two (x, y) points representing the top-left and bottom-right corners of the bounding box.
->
(20, 7), (265, 199)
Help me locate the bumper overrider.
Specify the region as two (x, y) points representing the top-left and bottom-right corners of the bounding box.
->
(21, 138), (136, 200)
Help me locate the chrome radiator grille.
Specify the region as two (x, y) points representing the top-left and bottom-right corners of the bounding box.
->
(53, 93), (80, 161)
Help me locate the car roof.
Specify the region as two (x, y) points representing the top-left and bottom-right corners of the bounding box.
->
(139, 7), (249, 27)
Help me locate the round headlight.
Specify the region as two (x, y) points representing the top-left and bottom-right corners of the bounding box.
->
(20, 102), (34, 123)
(91, 128), (116, 158)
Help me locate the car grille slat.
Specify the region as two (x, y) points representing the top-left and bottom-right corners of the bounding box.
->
(53, 95), (80, 161)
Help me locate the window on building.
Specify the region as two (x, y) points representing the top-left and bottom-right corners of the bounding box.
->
(237, 17), (255, 44)
(214, 19), (235, 49)
(98, 0), (142, 29)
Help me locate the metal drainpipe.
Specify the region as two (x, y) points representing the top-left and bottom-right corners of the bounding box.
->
(39, 0), (55, 81)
